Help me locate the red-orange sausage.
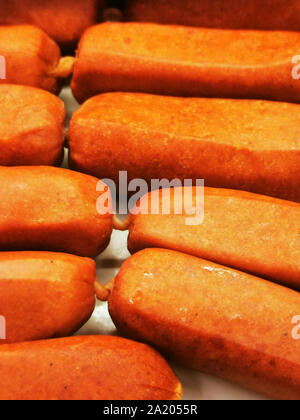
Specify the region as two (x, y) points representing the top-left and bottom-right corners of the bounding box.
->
(0, 84), (65, 166)
(0, 166), (113, 257)
(0, 0), (106, 48)
(71, 22), (300, 103)
(0, 336), (183, 400)
(0, 252), (96, 344)
(125, 0), (300, 31)
(128, 187), (300, 290)
(108, 249), (300, 401)
(0, 25), (71, 93)
(69, 93), (300, 203)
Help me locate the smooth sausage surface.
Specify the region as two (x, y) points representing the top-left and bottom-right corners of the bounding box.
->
(109, 249), (300, 401)
(128, 187), (300, 289)
(0, 25), (63, 93)
(0, 0), (105, 48)
(0, 252), (96, 343)
(125, 0), (300, 31)
(71, 22), (300, 103)
(0, 335), (182, 400)
(0, 166), (113, 257)
(69, 93), (300, 202)
(0, 84), (65, 166)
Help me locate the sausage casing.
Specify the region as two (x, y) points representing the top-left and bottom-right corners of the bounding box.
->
(69, 93), (300, 202)
(0, 84), (65, 166)
(0, 166), (113, 257)
(0, 335), (182, 400)
(0, 251), (96, 343)
(109, 249), (300, 400)
(71, 22), (300, 103)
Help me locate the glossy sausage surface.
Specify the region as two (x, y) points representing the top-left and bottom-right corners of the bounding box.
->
(0, 335), (183, 400)
(0, 166), (113, 257)
(125, 0), (300, 31)
(0, 25), (62, 93)
(0, 0), (105, 48)
(71, 22), (300, 103)
(128, 187), (300, 289)
(0, 251), (96, 343)
(0, 84), (65, 166)
(109, 249), (300, 401)
(69, 93), (300, 202)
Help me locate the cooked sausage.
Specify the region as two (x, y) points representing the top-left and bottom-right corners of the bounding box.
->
(125, 0), (300, 31)
(0, 0), (105, 48)
(0, 25), (72, 93)
(0, 84), (65, 166)
(0, 251), (96, 343)
(0, 335), (183, 400)
(128, 187), (300, 289)
(69, 93), (300, 202)
(0, 166), (113, 257)
(108, 248), (300, 400)
(71, 22), (300, 103)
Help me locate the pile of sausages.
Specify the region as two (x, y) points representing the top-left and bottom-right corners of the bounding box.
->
(0, 0), (299, 401)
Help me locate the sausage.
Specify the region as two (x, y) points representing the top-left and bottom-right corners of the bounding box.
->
(125, 0), (300, 31)
(108, 248), (300, 400)
(0, 335), (183, 400)
(0, 0), (105, 48)
(0, 25), (73, 93)
(71, 22), (300, 103)
(0, 84), (65, 166)
(69, 92), (300, 202)
(0, 251), (96, 343)
(0, 166), (113, 257)
(127, 187), (300, 290)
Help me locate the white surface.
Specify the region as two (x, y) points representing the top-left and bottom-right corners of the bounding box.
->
(61, 87), (266, 401)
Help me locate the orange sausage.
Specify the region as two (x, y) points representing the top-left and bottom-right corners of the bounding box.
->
(108, 248), (300, 400)
(0, 251), (96, 344)
(128, 187), (300, 290)
(0, 25), (71, 93)
(0, 166), (113, 257)
(125, 0), (300, 31)
(0, 84), (65, 166)
(69, 93), (300, 202)
(0, 335), (183, 400)
(0, 0), (106, 48)
(71, 22), (300, 103)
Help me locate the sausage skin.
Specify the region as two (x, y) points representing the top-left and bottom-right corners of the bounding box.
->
(0, 166), (113, 257)
(0, 84), (65, 166)
(0, 25), (62, 93)
(125, 0), (300, 31)
(0, 251), (96, 343)
(0, 335), (183, 400)
(71, 22), (300, 103)
(69, 93), (300, 202)
(109, 249), (300, 400)
(128, 187), (300, 289)
(0, 0), (105, 48)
